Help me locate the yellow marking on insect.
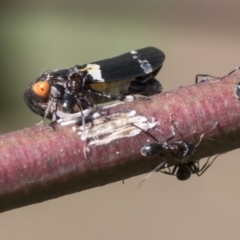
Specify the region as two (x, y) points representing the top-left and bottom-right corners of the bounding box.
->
(90, 82), (109, 91)
(90, 79), (133, 93)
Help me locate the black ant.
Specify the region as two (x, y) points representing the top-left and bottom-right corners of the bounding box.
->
(139, 122), (218, 184)
(196, 67), (240, 101)
(195, 66), (240, 84)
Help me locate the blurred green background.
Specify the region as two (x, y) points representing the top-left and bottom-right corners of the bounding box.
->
(1, 1), (240, 239)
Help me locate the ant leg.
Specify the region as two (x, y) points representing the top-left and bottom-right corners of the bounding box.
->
(221, 67), (240, 80)
(195, 74), (221, 84)
(160, 165), (178, 176)
(138, 157), (166, 188)
(163, 127), (176, 144)
(169, 116), (184, 140)
(195, 122), (218, 147)
(188, 159), (205, 175)
(131, 123), (160, 143)
(196, 67), (240, 84)
(193, 154), (221, 176)
(131, 123), (175, 144)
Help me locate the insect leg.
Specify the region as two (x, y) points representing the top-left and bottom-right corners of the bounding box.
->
(191, 154), (221, 176)
(88, 88), (125, 101)
(159, 165), (178, 176)
(138, 159), (166, 188)
(195, 74), (220, 84)
(195, 122), (218, 147)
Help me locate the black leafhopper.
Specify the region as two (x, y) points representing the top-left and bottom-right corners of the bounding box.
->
(24, 47), (165, 123)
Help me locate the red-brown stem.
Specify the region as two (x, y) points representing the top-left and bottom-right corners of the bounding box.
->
(1, 72), (240, 213)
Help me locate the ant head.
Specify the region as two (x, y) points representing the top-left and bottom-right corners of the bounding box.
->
(176, 164), (191, 181)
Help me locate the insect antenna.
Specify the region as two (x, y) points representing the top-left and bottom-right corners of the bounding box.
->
(138, 158), (166, 188)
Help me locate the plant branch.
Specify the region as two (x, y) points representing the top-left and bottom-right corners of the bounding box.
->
(1, 71), (240, 212)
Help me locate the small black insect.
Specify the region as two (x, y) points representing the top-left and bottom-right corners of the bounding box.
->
(195, 74), (220, 84)
(24, 47), (165, 123)
(195, 66), (240, 84)
(196, 68), (240, 101)
(140, 122), (218, 182)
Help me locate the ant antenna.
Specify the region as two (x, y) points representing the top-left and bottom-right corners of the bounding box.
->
(138, 157), (166, 188)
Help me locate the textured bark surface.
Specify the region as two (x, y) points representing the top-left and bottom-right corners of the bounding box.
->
(1, 71), (240, 213)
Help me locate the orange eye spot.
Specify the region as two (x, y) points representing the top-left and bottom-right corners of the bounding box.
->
(32, 81), (50, 98)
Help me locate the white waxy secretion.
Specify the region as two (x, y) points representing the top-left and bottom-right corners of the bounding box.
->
(86, 64), (104, 82)
(75, 110), (159, 145)
(130, 50), (153, 74)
